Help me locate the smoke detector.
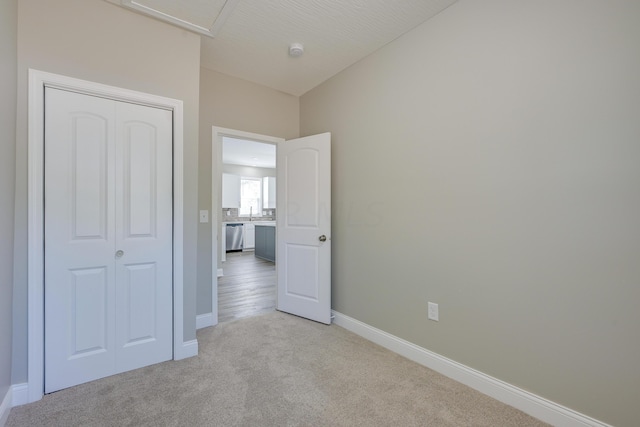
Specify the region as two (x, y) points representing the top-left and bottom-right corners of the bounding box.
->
(289, 43), (304, 57)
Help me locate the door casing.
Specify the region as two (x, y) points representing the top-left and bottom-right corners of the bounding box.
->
(211, 126), (284, 325)
(27, 69), (187, 403)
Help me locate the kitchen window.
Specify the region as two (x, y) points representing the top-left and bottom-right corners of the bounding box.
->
(239, 177), (262, 217)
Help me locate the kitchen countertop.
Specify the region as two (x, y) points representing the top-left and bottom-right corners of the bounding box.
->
(223, 221), (276, 226)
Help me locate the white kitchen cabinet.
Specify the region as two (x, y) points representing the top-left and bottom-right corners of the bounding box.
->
(222, 173), (240, 208)
(243, 223), (255, 250)
(263, 176), (276, 209)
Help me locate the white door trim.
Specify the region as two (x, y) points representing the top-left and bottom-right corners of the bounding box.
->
(211, 127), (284, 324)
(27, 69), (186, 403)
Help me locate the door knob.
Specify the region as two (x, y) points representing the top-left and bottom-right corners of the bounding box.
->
(115, 250), (124, 258)
(319, 235), (327, 242)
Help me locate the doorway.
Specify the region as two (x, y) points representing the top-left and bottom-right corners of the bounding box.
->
(212, 127), (284, 324)
(211, 127), (332, 326)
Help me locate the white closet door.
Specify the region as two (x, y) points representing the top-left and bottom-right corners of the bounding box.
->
(44, 88), (173, 393)
(44, 88), (117, 392)
(114, 100), (173, 372)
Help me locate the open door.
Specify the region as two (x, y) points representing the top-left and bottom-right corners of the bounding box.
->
(276, 133), (331, 324)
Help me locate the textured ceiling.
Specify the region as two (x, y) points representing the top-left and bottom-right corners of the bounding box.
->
(202, 0), (458, 95)
(110, 0), (459, 96)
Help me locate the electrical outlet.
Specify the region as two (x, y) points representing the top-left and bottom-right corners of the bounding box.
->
(199, 210), (209, 223)
(428, 302), (439, 321)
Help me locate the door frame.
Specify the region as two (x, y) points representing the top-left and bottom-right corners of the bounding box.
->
(27, 69), (186, 403)
(211, 127), (284, 324)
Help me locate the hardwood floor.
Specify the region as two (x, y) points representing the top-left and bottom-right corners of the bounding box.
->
(218, 251), (276, 323)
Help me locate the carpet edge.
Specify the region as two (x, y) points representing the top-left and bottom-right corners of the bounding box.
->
(331, 310), (612, 427)
(0, 385), (11, 427)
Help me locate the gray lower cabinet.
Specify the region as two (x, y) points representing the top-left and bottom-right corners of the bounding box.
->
(255, 225), (276, 262)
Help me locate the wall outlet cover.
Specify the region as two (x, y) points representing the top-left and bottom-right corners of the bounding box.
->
(428, 302), (439, 321)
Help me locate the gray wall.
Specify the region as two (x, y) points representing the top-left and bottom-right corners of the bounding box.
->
(0, 0), (17, 403)
(197, 68), (298, 316)
(13, 0), (201, 383)
(300, 1), (640, 426)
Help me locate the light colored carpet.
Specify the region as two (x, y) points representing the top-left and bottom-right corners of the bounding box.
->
(8, 311), (549, 426)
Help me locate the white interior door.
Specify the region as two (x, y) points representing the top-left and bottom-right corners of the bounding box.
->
(276, 133), (331, 324)
(44, 88), (173, 393)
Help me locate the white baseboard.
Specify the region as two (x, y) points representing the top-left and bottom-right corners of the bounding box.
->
(174, 339), (198, 360)
(0, 386), (12, 427)
(196, 313), (214, 330)
(10, 384), (28, 407)
(217, 268), (223, 277)
(331, 311), (611, 427)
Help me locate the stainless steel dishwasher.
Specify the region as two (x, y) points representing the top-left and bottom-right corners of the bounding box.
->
(225, 223), (244, 252)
